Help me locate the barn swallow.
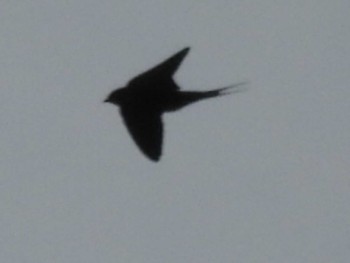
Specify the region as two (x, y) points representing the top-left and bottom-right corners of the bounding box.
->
(104, 47), (245, 161)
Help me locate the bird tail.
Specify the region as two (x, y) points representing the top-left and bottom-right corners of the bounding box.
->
(175, 82), (248, 110)
(204, 82), (248, 97)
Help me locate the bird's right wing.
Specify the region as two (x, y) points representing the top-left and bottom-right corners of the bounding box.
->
(120, 107), (163, 161)
(128, 47), (190, 90)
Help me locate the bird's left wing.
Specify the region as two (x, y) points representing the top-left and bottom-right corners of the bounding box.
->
(120, 107), (163, 161)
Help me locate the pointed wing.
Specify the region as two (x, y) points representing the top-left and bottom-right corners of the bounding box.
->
(128, 47), (190, 90)
(120, 107), (163, 161)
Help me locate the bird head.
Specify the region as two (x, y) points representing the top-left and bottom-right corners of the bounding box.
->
(104, 88), (124, 105)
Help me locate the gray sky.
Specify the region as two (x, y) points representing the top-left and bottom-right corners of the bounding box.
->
(1, 1), (349, 262)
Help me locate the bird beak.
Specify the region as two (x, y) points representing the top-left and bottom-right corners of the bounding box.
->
(104, 98), (109, 103)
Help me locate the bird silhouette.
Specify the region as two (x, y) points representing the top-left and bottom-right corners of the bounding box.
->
(104, 47), (245, 161)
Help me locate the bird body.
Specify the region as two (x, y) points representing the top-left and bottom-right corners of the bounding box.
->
(105, 47), (245, 161)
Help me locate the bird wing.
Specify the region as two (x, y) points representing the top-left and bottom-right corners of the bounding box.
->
(120, 107), (163, 161)
(128, 47), (190, 91)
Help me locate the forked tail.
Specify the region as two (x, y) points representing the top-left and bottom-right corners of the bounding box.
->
(176, 81), (248, 110)
(206, 81), (248, 97)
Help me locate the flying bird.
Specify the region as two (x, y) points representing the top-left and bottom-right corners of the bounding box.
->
(104, 47), (245, 161)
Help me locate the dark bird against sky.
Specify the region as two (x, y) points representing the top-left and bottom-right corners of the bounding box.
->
(104, 47), (245, 161)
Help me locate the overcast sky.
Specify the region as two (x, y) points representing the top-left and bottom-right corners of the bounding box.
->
(1, 1), (350, 263)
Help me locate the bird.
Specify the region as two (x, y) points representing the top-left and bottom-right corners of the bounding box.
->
(104, 47), (246, 161)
